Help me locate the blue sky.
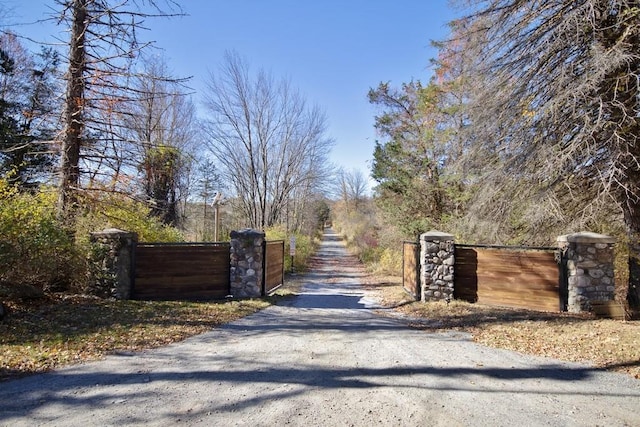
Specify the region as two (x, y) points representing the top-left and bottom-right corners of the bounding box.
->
(6, 0), (458, 190)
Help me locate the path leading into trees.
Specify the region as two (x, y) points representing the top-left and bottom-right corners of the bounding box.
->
(1, 229), (639, 426)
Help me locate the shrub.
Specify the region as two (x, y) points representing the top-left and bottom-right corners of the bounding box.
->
(370, 247), (403, 276)
(0, 178), (186, 298)
(265, 225), (317, 272)
(0, 179), (82, 294)
(75, 192), (184, 244)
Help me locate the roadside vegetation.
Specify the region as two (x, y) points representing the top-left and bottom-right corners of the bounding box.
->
(1, 0), (639, 386)
(265, 225), (321, 274)
(0, 279), (311, 382)
(0, 295), (269, 382)
(0, 2), (327, 375)
(363, 275), (640, 380)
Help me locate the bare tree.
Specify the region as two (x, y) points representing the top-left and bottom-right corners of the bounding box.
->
(335, 168), (369, 212)
(203, 51), (333, 231)
(54, 0), (182, 220)
(123, 55), (196, 225)
(452, 0), (640, 302)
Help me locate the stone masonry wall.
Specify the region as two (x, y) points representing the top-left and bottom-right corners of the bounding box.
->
(230, 229), (265, 298)
(420, 231), (455, 302)
(557, 232), (616, 313)
(87, 229), (137, 299)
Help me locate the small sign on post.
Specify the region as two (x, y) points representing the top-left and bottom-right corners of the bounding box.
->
(289, 236), (296, 274)
(289, 236), (296, 256)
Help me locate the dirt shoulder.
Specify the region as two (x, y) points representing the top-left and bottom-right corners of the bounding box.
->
(363, 274), (640, 379)
(1, 229), (639, 427)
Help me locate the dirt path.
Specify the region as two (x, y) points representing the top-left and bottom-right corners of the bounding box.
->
(1, 229), (639, 426)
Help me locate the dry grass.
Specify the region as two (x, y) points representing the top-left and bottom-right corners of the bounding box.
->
(3, 273), (638, 383)
(364, 274), (640, 380)
(0, 294), (270, 382)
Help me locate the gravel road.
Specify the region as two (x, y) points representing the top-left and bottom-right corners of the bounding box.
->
(1, 229), (639, 426)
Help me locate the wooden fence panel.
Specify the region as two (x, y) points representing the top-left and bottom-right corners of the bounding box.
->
(454, 246), (560, 312)
(134, 243), (230, 300)
(454, 247), (478, 303)
(403, 242), (420, 300)
(264, 240), (284, 295)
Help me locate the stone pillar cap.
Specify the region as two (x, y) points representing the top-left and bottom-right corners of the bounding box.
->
(557, 231), (616, 244)
(420, 230), (455, 241)
(230, 228), (265, 238)
(90, 228), (136, 237)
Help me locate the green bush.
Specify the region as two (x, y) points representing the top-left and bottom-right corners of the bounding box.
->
(0, 177), (186, 298)
(370, 247), (402, 276)
(0, 179), (81, 294)
(75, 193), (184, 244)
(265, 225), (317, 273)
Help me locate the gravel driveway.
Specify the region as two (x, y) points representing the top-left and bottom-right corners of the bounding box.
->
(1, 230), (639, 426)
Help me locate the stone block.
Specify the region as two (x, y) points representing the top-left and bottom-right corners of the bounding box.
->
(588, 269), (604, 279)
(569, 276), (591, 288)
(577, 260), (598, 269)
(425, 243), (439, 253)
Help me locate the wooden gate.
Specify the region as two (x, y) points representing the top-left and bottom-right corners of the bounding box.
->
(264, 240), (284, 295)
(402, 241), (420, 300)
(133, 242), (230, 300)
(454, 244), (561, 312)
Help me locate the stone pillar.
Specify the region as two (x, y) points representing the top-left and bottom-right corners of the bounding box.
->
(88, 228), (138, 299)
(557, 232), (616, 313)
(420, 231), (455, 302)
(230, 229), (265, 298)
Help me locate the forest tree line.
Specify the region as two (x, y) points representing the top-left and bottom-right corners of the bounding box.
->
(361, 0), (639, 307)
(0, 0), (331, 294)
(1, 1), (638, 308)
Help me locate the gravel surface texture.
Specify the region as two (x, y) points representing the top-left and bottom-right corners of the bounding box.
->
(1, 230), (639, 426)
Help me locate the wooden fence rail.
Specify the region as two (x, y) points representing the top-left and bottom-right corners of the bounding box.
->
(454, 245), (561, 312)
(264, 240), (285, 295)
(402, 242), (420, 300)
(133, 242), (231, 301)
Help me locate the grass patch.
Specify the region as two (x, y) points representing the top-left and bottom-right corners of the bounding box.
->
(270, 273), (306, 297)
(364, 274), (640, 380)
(0, 294), (269, 382)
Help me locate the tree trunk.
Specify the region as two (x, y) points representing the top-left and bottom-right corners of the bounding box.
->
(57, 0), (87, 220)
(623, 148), (640, 311)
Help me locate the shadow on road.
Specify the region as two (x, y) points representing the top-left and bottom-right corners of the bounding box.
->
(2, 357), (638, 422)
(2, 228), (638, 424)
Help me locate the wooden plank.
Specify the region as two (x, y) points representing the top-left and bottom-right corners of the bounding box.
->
(454, 246), (560, 311)
(133, 242), (230, 301)
(136, 253), (229, 265)
(134, 289), (228, 298)
(403, 242), (420, 299)
(136, 266), (230, 277)
(136, 274), (229, 287)
(478, 280), (559, 288)
(135, 290), (228, 300)
(264, 241), (284, 294)
(454, 247), (478, 302)
(139, 248), (230, 257)
(591, 301), (628, 320)
(134, 280), (228, 293)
